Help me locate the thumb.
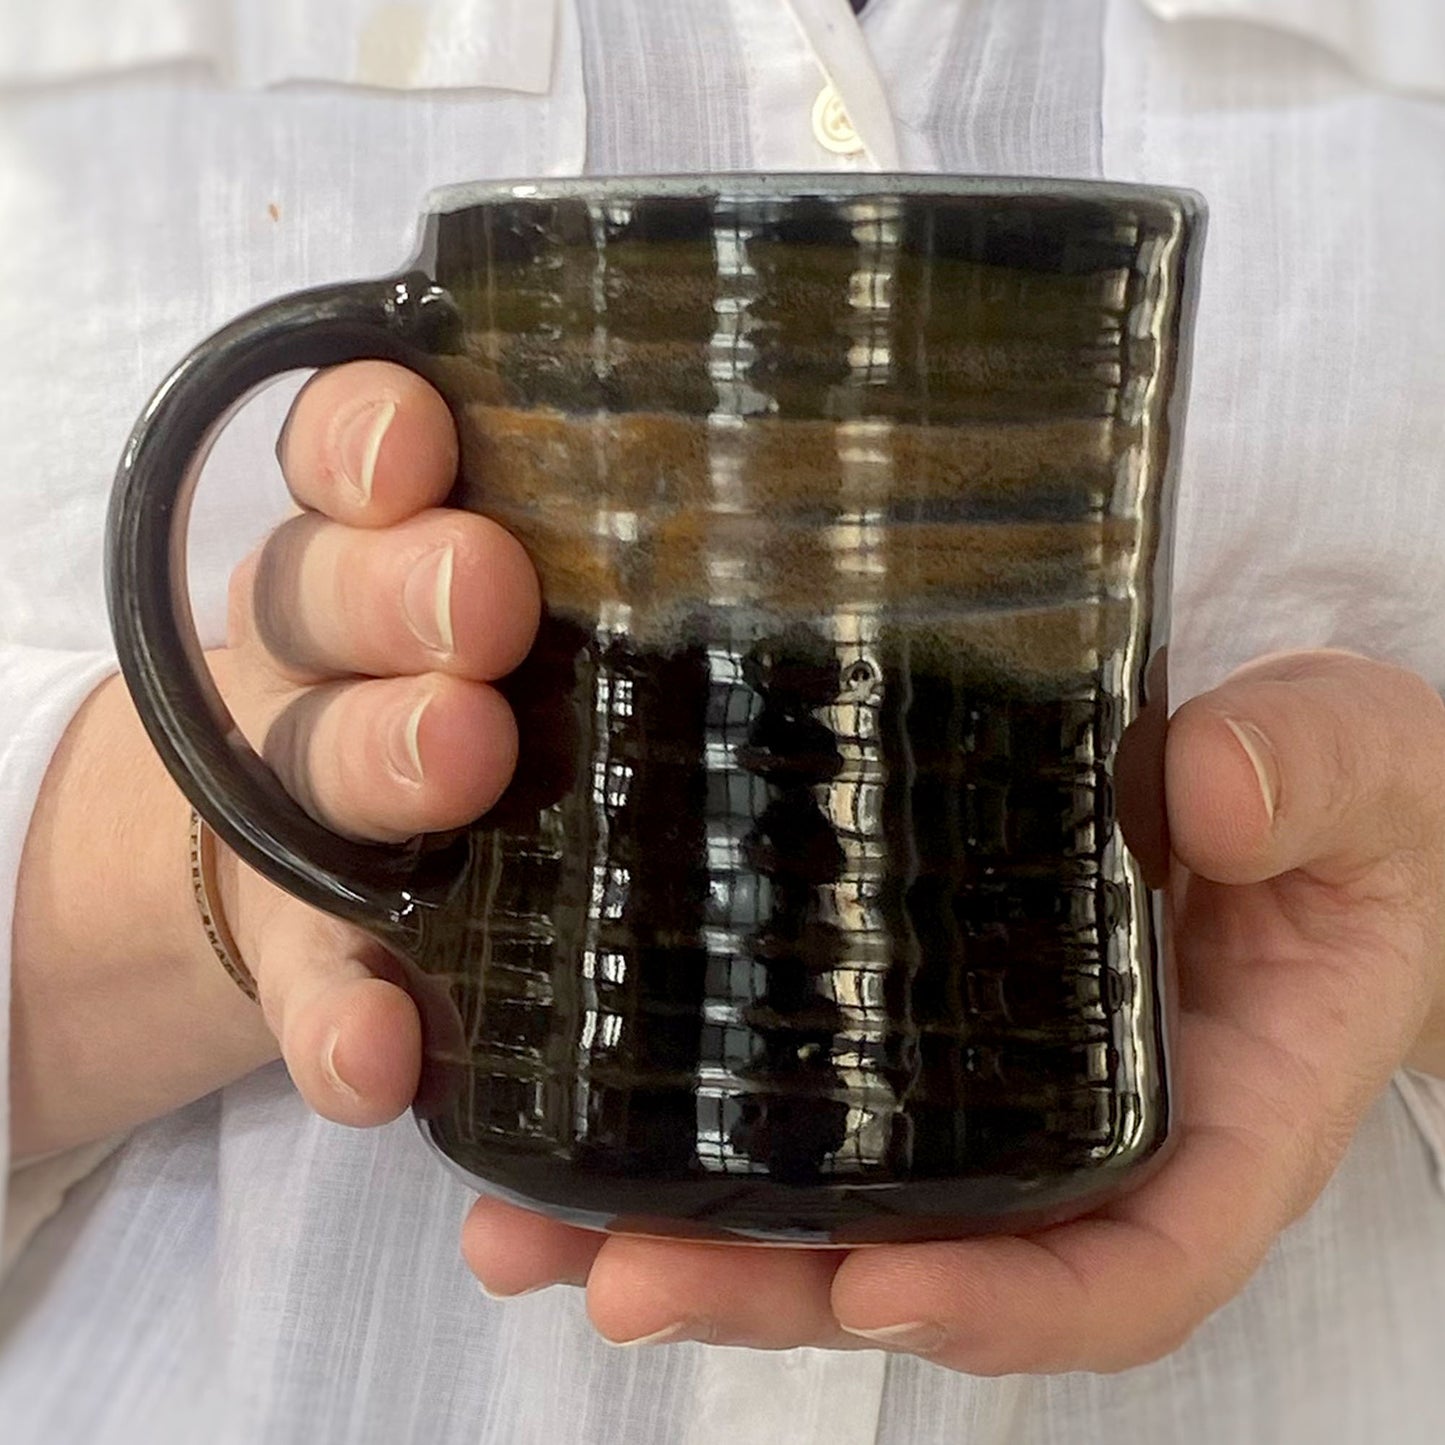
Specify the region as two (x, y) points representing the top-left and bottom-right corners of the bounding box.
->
(1166, 650), (1445, 887)
(236, 873), (423, 1127)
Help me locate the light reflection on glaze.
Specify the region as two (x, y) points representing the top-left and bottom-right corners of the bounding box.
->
(406, 181), (1201, 1242)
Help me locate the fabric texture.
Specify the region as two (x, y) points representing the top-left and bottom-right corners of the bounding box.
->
(2, 1136), (125, 1275)
(1139, 0), (1445, 95)
(2, 1), (1444, 1440)
(0, 0), (563, 92)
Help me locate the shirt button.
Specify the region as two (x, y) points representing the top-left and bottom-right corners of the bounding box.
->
(811, 82), (865, 155)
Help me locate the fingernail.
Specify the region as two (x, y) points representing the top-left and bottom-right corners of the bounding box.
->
(1223, 716), (1279, 822)
(387, 692), (429, 787)
(603, 1321), (699, 1349)
(403, 545), (456, 655)
(841, 1321), (948, 1354)
(339, 399), (396, 505)
(477, 1279), (546, 1301)
(321, 1026), (360, 1103)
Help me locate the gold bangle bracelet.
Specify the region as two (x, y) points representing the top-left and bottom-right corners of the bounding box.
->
(188, 809), (259, 1004)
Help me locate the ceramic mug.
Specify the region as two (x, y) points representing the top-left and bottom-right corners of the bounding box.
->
(108, 176), (1204, 1243)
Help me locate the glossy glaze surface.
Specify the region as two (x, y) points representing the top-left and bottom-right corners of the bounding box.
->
(396, 181), (1201, 1240)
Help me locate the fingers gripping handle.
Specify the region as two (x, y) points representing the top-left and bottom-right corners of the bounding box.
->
(106, 274), (464, 940)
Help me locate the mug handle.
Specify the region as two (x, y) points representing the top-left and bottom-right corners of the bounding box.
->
(107, 272), (466, 944)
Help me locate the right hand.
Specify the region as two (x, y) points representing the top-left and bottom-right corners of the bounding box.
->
(214, 359), (539, 1124)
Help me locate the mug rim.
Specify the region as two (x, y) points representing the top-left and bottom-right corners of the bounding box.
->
(421, 171), (1206, 219)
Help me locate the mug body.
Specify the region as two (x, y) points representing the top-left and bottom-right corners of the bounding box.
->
(396, 176), (1202, 1243)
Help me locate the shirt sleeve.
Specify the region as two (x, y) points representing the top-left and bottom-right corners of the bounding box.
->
(0, 644), (120, 1273)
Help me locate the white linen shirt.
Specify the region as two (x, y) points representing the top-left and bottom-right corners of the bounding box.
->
(2, 2), (1445, 1441)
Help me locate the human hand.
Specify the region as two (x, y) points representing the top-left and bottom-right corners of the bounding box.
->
(214, 360), (539, 1125)
(11, 360), (540, 1157)
(461, 649), (1445, 1372)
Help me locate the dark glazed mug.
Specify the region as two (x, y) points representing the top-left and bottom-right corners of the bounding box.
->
(108, 176), (1204, 1244)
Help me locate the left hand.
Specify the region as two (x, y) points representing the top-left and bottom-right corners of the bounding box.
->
(460, 649), (1445, 1372)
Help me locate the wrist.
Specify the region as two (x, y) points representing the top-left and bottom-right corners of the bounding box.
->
(11, 666), (277, 1158)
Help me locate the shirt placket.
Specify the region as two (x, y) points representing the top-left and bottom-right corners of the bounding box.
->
(732, 0), (902, 169)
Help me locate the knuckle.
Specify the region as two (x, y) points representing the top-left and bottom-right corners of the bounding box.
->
(252, 517), (330, 674)
(1321, 716), (1362, 818)
(261, 687), (334, 822)
(330, 540), (385, 642)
